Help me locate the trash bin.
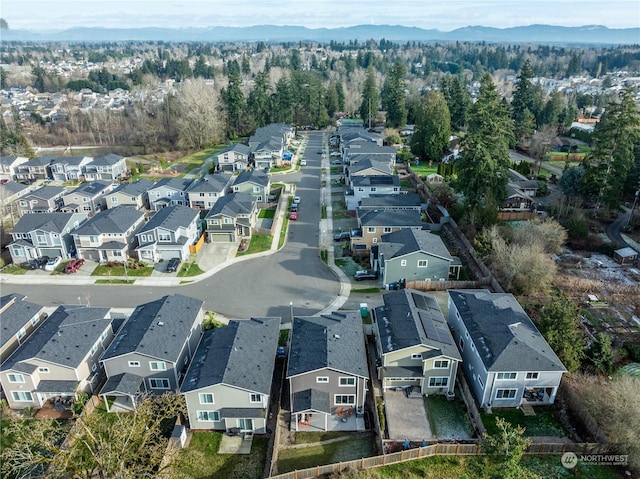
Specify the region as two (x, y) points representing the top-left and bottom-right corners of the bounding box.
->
(359, 303), (369, 319)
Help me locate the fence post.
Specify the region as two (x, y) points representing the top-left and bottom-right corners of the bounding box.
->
(383, 454), (386, 466)
(361, 457), (364, 469)
(456, 443), (459, 455)
(538, 444), (543, 454)
(435, 443), (439, 454)
(317, 465), (320, 477)
(583, 443), (588, 454)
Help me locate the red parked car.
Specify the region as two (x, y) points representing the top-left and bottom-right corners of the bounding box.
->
(289, 211), (298, 220)
(65, 258), (85, 274)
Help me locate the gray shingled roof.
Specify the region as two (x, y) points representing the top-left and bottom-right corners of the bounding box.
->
(217, 143), (250, 156)
(292, 389), (331, 413)
(138, 205), (198, 234)
(151, 177), (194, 191)
(0, 181), (29, 196)
(379, 228), (453, 262)
(351, 175), (399, 187)
(67, 180), (112, 196)
(1, 305), (111, 370)
(186, 173), (233, 194)
(0, 294), (45, 350)
(99, 372), (144, 395)
(23, 185), (65, 200)
(49, 155), (88, 167)
(374, 289), (461, 361)
(100, 294), (203, 363)
(0, 156), (20, 166)
(205, 192), (255, 219)
(287, 312), (368, 378)
(448, 290), (566, 372)
(73, 206), (144, 235)
(357, 208), (423, 227)
(91, 153), (124, 166)
(110, 179), (155, 197)
(233, 169), (269, 188)
(359, 194), (422, 209)
(181, 317), (280, 394)
(349, 158), (392, 175)
(12, 212), (80, 234)
(27, 156), (56, 167)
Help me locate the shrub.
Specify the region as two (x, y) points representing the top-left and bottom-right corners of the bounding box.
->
(625, 343), (640, 362)
(377, 401), (386, 436)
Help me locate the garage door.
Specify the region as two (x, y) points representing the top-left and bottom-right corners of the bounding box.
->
(40, 248), (63, 258)
(80, 250), (100, 262)
(158, 249), (182, 261)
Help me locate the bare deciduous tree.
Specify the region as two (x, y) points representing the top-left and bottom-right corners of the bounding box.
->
(175, 79), (225, 150)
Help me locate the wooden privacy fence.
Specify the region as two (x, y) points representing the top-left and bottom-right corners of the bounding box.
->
(268, 441), (612, 479)
(188, 232), (206, 254)
(406, 279), (491, 291)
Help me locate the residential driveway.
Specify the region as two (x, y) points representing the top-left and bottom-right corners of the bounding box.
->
(383, 389), (434, 442)
(196, 241), (237, 271)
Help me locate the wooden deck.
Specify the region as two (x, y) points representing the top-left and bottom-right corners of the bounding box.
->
(34, 400), (73, 419)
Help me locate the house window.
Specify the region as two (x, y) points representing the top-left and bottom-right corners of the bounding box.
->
(36, 232), (47, 245)
(89, 235), (99, 244)
(434, 360), (449, 369)
(149, 378), (170, 389)
(526, 372), (539, 380)
(459, 338), (465, 351)
(478, 377), (484, 388)
(199, 393), (214, 404)
(90, 343), (99, 356)
(417, 260), (428, 268)
(158, 233), (171, 242)
(357, 188), (364, 192)
(372, 237), (378, 244)
(91, 363), (97, 372)
(31, 316), (40, 326)
(339, 377), (355, 387)
(111, 196), (118, 203)
(149, 361), (166, 371)
(367, 227), (375, 233)
(128, 361), (141, 368)
(497, 372), (517, 380)
(16, 328), (26, 340)
(496, 389), (517, 399)
(100, 330), (108, 342)
(370, 187), (377, 192)
(400, 260), (407, 267)
(316, 376), (329, 383)
(334, 394), (356, 405)
(428, 377), (449, 388)
(383, 227), (392, 233)
(197, 410), (220, 422)
(223, 218), (233, 224)
(250, 393), (262, 403)
(38, 367), (50, 373)
(8, 374), (25, 383)
(411, 353), (422, 360)
(11, 391), (33, 402)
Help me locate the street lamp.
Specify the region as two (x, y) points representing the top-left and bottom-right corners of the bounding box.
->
(290, 301), (293, 323)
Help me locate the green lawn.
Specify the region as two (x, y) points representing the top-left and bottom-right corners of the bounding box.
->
(91, 264), (154, 277)
(425, 395), (474, 440)
(277, 436), (375, 473)
(1, 264), (29, 274)
(410, 164), (439, 176)
(294, 431), (351, 445)
(169, 432), (267, 479)
(258, 208), (276, 219)
(481, 408), (566, 437)
(176, 262), (205, 277)
(237, 234), (272, 256)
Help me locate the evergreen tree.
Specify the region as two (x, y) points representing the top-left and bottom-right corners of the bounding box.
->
(411, 90), (451, 162)
(511, 59), (541, 142)
(359, 66), (379, 128)
(221, 61), (246, 137)
(273, 77), (294, 124)
(381, 61), (407, 128)
(441, 75), (470, 130)
(455, 74), (514, 210)
(247, 70), (272, 128)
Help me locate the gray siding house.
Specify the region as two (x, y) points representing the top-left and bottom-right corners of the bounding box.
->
(0, 305), (114, 410)
(204, 193), (257, 243)
(0, 156), (29, 181)
(147, 177), (193, 211)
(61, 180), (115, 214)
(106, 179), (155, 210)
(351, 208), (424, 256)
(346, 176), (400, 210)
(135, 205), (201, 262)
(186, 173), (233, 211)
(83, 153), (127, 181)
(287, 312), (369, 432)
(14, 156), (55, 181)
(15, 185), (65, 216)
(0, 294), (47, 365)
(373, 290), (461, 395)
(447, 290), (566, 409)
(181, 317), (280, 432)
(214, 143), (251, 172)
(99, 294), (204, 412)
(230, 169), (270, 203)
(48, 155), (93, 181)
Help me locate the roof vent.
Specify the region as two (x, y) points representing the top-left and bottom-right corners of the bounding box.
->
(157, 321), (165, 326)
(334, 334), (340, 339)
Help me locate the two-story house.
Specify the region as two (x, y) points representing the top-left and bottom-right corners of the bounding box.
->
(351, 208), (423, 257)
(204, 192), (257, 243)
(135, 205), (201, 263)
(48, 155), (93, 181)
(346, 176), (400, 210)
(147, 177), (194, 211)
(230, 169), (270, 204)
(373, 289), (461, 396)
(0, 294), (47, 365)
(8, 212), (87, 264)
(358, 193), (422, 212)
(106, 179), (155, 210)
(0, 181), (30, 216)
(82, 153), (127, 181)
(72, 206), (145, 263)
(99, 294), (204, 412)
(0, 305), (114, 410)
(375, 228), (457, 285)
(0, 156), (29, 181)
(186, 173), (233, 211)
(61, 180), (115, 214)
(14, 185), (65, 216)
(214, 143), (251, 172)
(181, 317), (280, 433)
(250, 139), (283, 170)
(287, 312), (369, 432)
(447, 290), (566, 409)
(14, 156), (55, 181)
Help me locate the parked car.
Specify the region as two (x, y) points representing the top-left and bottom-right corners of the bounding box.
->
(44, 256), (62, 271)
(293, 196), (301, 205)
(354, 270), (379, 281)
(64, 258), (85, 274)
(166, 257), (181, 273)
(277, 346), (287, 358)
(290, 203), (299, 212)
(289, 211), (298, 220)
(334, 231), (351, 241)
(331, 159), (342, 166)
(300, 159), (307, 166)
(30, 256), (50, 269)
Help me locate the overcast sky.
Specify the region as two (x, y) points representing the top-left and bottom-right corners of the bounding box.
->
(2, 0), (639, 31)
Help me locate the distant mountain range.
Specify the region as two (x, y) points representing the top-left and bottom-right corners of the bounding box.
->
(2, 24), (639, 45)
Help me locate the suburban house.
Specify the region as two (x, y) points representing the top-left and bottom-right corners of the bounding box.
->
(344, 146), (396, 166)
(374, 228), (458, 285)
(135, 205), (201, 263)
(0, 294), (47, 365)
(230, 169), (271, 203)
(0, 305), (114, 410)
(338, 127), (384, 149)
(509, 169), (540, 198)
(205, 192), (257, 243)
(359, 193), (423, 211)
(0, 156), (29, 181)
(346, 158), (394, 182)
(373, 289), (461, 396)
(99, 294), (204, 412)
(214, 143), (251, 172)
(250, 138), (283, 170)
(48, 155), (93, 182)
(0, 181), (30, 216)
(346, 175), (400, 210)
(186, 173), (233, 211)
(8, 212), (87, 264)
(287, 312), (369, 432)
(14, 156), (55, 181)
(181, 317), (280, 433)
(82, 153), (127, 181)
(447, 290), (566, 409)
(351, 208), (424, 256)
(61, 180), (115, 214)
(502, 184), (536, 212)
(14, 185), (65, 216)
(147, 177), (193, 211)
(72, 206), (146, 263)
(106, 179), (155, 210)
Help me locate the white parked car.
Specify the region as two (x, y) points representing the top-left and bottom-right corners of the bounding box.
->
(293, 196), (301, 204)
(300, 159), (307, 166)
(44, 256), (62, 271)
